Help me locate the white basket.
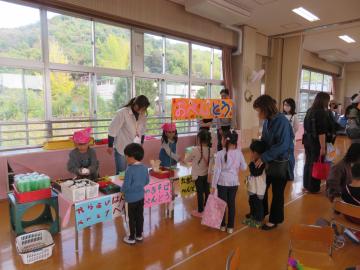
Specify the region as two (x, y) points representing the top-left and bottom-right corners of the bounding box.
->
(60, 179), (99, 202)
(60, 182), (86, 202)
(15, 230), (54, 264)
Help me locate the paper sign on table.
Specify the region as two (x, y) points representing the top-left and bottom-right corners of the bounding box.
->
(171, 98), (233, 120)
(75, 196), (112, 230)
(180, 175), (196, 196)
(144, 180), (172, 208)
(111, 193), (125, 218)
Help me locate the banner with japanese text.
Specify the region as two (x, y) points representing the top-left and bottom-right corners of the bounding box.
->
(171, 98), (233, 120)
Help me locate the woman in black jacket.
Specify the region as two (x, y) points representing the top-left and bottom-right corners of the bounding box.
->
(302, 92), (332, 193)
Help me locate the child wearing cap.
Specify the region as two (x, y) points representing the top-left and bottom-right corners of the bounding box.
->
(67, 128), (99, 180)
(159, 123), (180, 168)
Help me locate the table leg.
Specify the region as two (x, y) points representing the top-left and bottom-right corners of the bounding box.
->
(75, 226), (79, 252)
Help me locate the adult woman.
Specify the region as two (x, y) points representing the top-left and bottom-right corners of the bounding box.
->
(283, 98), (299, 136)
(302, 92), (332, 193)
(253, 95), (295, 230)
(107, 95), (150, 174)
(326, 143), (360, 201)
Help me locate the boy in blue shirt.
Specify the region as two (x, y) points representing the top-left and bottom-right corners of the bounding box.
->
(122, 143), (149, 245)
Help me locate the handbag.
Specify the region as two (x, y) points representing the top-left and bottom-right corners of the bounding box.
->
(201, 193), (227, 229)
(312, 158), (330, 180)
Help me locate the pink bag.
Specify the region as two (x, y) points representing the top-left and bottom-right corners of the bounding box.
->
(312, 158), (330, 180)
(201, 194), (227, 229)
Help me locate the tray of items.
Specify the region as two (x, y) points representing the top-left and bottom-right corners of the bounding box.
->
(13, 173), (52, 203)
(95, 177), (121, 195)
(149, 159), (175, 179)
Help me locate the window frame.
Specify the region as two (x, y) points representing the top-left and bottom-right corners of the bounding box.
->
(0, 0), (224, 150)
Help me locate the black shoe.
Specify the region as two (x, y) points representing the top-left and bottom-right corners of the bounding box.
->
(261, 223), (277, 231)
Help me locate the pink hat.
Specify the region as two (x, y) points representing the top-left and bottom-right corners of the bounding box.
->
(72, 128), (92, 144)
(161, 123), (177, 132)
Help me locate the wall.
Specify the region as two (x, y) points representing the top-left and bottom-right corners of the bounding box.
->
(344, 62), (360, 97)
(30, 0), (237, 47)
(302, 50), (341, 75)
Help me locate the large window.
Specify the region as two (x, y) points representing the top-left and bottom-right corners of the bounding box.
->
(0, 1), (41, 60)
(95, 22), (131, 70)
(48, 12), (92, 66)
(299, 69), (333, 121)
(0, 0), (224, 150)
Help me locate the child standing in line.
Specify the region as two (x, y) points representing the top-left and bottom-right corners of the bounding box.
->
(185, 129), (214, 218)
(243, 140), (267, 228)
(67, 128), (99, 180)
(159, 123), (180, 168)
(212, 130), (247, 234)
(122, 143), (150, 245)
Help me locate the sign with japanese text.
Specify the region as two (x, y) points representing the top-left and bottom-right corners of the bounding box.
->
(144, 180), (172, 208)
(180, 175), (196, 196)
(111, 193), (125, 218)
(75, 196), (112, 230)
(171, 98), (233, 120)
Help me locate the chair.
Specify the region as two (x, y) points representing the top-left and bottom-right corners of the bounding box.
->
(225, 247), (240, 270)
(288, 224), (334, 269)
(332, 200), (360, 231)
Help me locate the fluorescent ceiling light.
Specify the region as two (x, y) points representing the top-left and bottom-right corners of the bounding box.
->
(338, 35), (356, 43)
(292, 7), (319, 22)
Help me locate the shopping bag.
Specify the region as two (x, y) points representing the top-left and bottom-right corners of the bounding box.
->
(312, 158), (330, 180)
(325, 143), (337, 162)
(201, 194), (227, 229)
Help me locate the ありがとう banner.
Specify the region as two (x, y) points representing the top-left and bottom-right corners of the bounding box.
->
(171, 98), (233, 120)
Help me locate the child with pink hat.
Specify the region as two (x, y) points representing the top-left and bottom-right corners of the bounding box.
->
(159, 123), (180, 168)
(67, 128), (99, 180)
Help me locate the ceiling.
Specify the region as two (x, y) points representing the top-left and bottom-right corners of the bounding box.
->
(170, 0), (360, 62)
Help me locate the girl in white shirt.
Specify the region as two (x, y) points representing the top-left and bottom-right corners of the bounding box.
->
(212, 130), (247, 234)
(185, 129), (214, 218)
(283, 98), (299, 136)
(107, 95), (150, 174)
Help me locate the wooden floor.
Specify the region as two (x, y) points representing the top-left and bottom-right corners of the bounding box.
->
(0, 137), (358, 270)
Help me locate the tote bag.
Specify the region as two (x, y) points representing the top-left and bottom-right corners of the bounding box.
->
(201, 194), (227, 229)
(312, 158), (330, 180)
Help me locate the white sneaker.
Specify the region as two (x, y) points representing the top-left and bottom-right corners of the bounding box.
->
(136, 235), (143, 241)
(227, 228), (234, 234)
(123, 236), (136, 245)
(220, 226), (226, 232)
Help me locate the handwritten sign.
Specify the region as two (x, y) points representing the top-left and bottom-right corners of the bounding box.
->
(144, 180), (172, 208)
(75, 196), (112, 230)
(180, 175), (196, 196)
(172, 98), (233, 120)
(111, 193), (125, 218)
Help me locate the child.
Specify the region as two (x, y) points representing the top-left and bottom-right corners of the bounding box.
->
(341, 163), (360, 224)
(67, 128), (99, 180)
(159, 123), (179, 168)
(283, 98), (299, 136)
(185, 129), (213, 217)
(243, 140), (267, 228)
(122, 143), (150, 245)
(212, 130), (247, 234)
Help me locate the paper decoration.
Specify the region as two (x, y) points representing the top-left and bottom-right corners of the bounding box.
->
(111, 193), (125, 218)
(75, 196), (112, 230)
(144, 180), (172, 208)
(171, 98), (233, 120)
(180, 175), (196, 196)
